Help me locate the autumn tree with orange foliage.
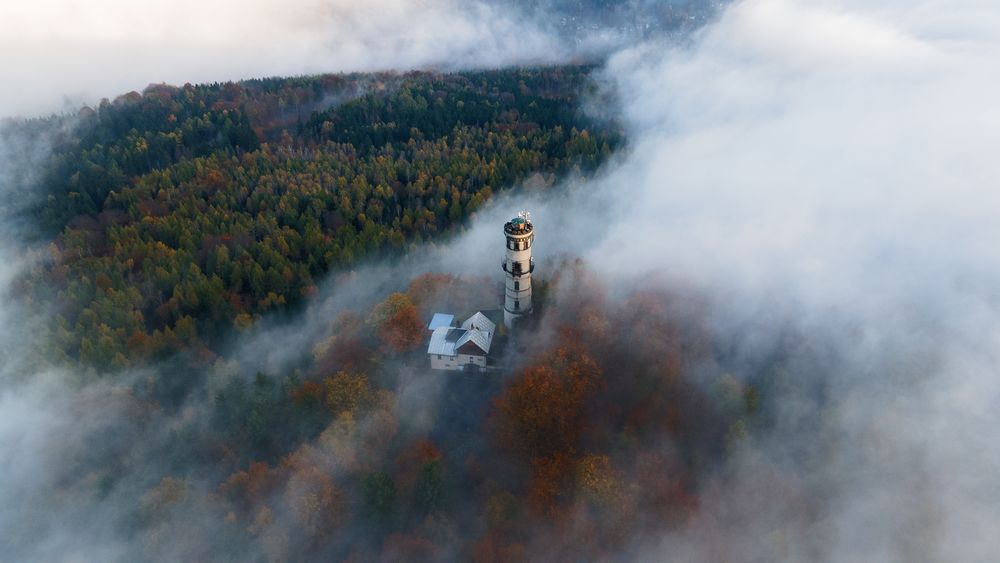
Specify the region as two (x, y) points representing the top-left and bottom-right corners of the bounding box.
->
(369, 292), (425, 353)
(322, 371), (372, 416)
(490, 343), (604, 517)
(493, 344), (602, 462)
(220, 461), (277, 514)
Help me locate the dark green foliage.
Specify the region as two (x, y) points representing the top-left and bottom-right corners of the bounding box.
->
(363, 471), (397, 528)
(306, 67), (600, 156)
(22, 66), (621, 368)
(211, 372), (324, 462)
(414, 459), (445, 514)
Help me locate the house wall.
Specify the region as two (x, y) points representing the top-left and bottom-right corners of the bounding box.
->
(429, 353), (487, 371)
(430, 354), (458, 370)
(457, 354), (487, 368)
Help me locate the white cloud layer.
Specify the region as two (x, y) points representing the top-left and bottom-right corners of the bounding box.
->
(559, 0), (1000, 559)
(0, 0), (569, 117)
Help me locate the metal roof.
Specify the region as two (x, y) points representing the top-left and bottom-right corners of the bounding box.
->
(427, 311), (494, 357)
(461, 311), (496, 333)
(456, 329), (492, 354)
(427, 313), (455, 330)
(427, 327), (456, 356)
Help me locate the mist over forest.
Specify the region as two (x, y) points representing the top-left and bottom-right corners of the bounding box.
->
(3, 0), (1000, 561)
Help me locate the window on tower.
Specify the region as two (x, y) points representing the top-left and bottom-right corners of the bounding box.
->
(514, 281), (519, 291)
(515, 300), (520, 310)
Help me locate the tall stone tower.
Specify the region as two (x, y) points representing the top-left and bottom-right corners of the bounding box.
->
(502, 211), (534, 329)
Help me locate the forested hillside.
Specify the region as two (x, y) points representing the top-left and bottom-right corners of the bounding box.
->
(191, 269), (750, 562)
(12, 66), (620, 369)
(0, 65), (767, 563)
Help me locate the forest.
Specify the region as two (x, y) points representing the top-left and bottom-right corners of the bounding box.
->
(10, 66), (620, 370)
(8, 266), (761, 562)
(180, 268), (756, 561)
(1, 65), (765, 562)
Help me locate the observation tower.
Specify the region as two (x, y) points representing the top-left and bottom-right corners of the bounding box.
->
(501, 211), (535, 329)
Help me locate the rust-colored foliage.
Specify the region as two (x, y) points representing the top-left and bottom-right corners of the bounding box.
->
(315, 335), (373, 375)
(493, 344), (602, 462)
(291, 380), (323, 407)
(482, 274), (731, 544)
(527, 452), (576, 517)
(125, 329), (152, 360)
(370, 292), (425, 353)
(490, 340), (607, 518)
(405, 273), (456, 314)
(472, 531), (525, 563)
(379, 302), (425, 353)
(220, 461), (276, 511)
(322, 371), (372, 416)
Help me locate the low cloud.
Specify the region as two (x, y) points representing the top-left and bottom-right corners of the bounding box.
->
(1, 0), (568, 117)
(554, 0), (1000, 559)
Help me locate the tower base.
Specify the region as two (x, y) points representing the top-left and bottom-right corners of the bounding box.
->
(504, 308), (530, 330)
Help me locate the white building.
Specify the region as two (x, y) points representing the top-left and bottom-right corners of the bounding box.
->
(426, 312), (496, 371)
(502, 211), (535, 329)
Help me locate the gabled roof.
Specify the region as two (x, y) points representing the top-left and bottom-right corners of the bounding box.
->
(461, 311), (496, 333)
(428, 313), (455, 330)
(456, 328), (492, 354)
